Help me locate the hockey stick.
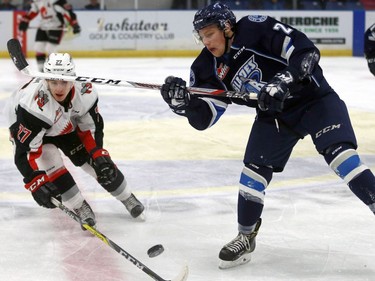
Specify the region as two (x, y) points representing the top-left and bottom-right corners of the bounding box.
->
(7, 38), (257, 101)
(28, 26), (69, 31)
(50, 198), (188, 281)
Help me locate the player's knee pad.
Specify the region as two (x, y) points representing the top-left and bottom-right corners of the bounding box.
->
(37, 144), (64, 172)
(239, 163), (273, 204)
(324, 143), (368, 183)
(100, 168), (125, 193)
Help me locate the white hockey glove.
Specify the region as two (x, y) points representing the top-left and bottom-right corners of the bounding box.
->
(161, 76), (190, 111)
(258, 70), (294, 112)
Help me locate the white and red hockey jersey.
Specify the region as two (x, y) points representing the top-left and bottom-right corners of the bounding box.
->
(6, 78), (103, 180)
(25, 0), (78, 30)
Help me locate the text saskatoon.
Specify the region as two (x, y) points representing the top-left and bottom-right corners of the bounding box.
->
(101, 18), (168, 32)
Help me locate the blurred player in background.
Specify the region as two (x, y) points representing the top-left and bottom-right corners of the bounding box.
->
(18, 0), (81, 72)
(160, 2), (375, 269)
(364, 23), (375, 76)
(5, 53), (144, 229)
(0, 0), (17, 10)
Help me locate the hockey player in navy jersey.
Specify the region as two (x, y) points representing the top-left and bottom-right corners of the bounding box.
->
(364, 23), (375, 76)
(6, 53), (144, 229)
(160, 2), (375, 269)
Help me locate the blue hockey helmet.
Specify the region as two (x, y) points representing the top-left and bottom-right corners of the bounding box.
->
(193, 2), (236, 32)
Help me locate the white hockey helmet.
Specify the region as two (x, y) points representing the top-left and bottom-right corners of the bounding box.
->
(43, 53), (75, 76)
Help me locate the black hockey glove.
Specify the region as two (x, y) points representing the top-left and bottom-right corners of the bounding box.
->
(258, 70), (295, 112)
(72, 22), (81, 34)
(19, 16), (30, 31)
(161, 76), (190, 111)
(91, 149), (117, 187)
(366, 55), (375, 77)
(24, 172), (62, 209)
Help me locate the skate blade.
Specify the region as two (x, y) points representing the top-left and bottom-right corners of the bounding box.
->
(134, 211), (146, 222)
(218, 253), (251, 269)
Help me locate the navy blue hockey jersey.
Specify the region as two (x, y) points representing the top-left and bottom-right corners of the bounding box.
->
(186, 15), (335, 130)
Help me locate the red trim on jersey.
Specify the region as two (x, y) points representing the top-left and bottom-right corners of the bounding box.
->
(48, 167), (69, 182)
(28, 146), (43, 170)
(63, 14), (74, 26)
(77, 128), (97, 153)
(26, 11), (38, 20)
(60, 121), (74, 135)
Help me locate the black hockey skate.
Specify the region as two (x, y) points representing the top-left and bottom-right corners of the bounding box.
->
(122, 193), (144, 219)
(74, 200), (96, 230)
(219, 218), (262, 269)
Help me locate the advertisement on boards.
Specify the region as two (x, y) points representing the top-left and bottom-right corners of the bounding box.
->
(0, 10), (368, 56)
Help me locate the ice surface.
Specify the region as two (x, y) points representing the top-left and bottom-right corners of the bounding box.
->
(0, 55), (375, 281)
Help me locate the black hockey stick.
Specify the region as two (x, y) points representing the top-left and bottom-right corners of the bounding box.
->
(50, 198), (188, 281)
(7, 38), (257, 101)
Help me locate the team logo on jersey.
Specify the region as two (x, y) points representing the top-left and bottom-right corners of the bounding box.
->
(35, 90), (49, 110)
(81, 83), (93, 94)
(232, 56), (265, 93)
(248, 15), (267, 23)
(217, 63), (230, 80)
(54, 107), (63, 123)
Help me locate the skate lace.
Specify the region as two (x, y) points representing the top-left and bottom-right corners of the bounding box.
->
(74, 201), (94, 221)
(124, 194), (139, 210)
(226, 234), (251, 253)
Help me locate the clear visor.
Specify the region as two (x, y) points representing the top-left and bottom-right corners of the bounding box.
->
(192, 30), (203, 44)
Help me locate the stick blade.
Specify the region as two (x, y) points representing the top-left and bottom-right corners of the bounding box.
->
(7, 38), (29, 71)
(170, 265), (189, 281)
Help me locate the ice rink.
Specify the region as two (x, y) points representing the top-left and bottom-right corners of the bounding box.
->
(1, 54), (375, 281)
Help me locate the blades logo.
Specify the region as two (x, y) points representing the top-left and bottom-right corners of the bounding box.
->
(35, 90), (49, 110)
(232, 56), (262, 92)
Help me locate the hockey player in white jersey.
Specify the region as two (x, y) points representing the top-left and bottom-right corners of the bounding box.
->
(6, 53), (144, 229)
(19, 0), (81, 72)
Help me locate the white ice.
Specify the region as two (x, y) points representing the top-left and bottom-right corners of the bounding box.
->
(0, 55), (375, 281)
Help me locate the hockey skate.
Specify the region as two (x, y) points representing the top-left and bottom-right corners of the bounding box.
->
(122, 193), (145, 219)
(219, 218), (262, 269)
(74, 200), (96, 230)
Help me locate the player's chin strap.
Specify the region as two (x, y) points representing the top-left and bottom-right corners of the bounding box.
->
(223, 23), (235, 54)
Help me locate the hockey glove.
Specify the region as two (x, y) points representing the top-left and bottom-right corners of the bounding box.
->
(72, 22), (81, 34)
(161, 76), (190, 111)
(258, 70), (295, 112)
(24, 172), (61, 209)
(366, 55), (375, 77)
(19, 16), (30, 31)
(91, 149), (117, 187)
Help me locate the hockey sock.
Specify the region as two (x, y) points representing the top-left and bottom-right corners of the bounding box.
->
(238, 164), (272, 231)
(348, 169), (375, 213)
(36, 53), (46, 72)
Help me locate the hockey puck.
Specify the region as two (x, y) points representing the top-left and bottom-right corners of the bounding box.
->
(147, 244), (164, 258)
